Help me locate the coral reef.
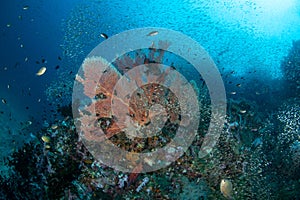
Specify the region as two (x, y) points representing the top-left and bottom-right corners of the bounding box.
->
(0, 117), (83, 199)
(1, 92), (299, 199)
(276, 100), (300, 179)
(2, 38), (300, 199)
(194, 99), (273, 199)
(179, 177), (210, 200)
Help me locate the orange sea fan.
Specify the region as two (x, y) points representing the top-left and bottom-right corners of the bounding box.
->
(78, 40), (195, 148)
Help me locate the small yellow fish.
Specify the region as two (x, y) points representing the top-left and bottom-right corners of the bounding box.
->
(36, 67), (46, 76)
(220, 179), (233, 199)
(147, 31), (158, 36)
(45, 145), (51, 149)
(83, 159), (93, 164)
(41, 135), (51, 143)
(240, 110), (247, 114)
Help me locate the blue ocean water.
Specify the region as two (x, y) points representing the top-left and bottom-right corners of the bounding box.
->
(0, 0), (299, 199)
(0, 0), (78, 162)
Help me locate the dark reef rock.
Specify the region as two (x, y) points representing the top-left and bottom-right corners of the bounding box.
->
(281, 40), (300, 97)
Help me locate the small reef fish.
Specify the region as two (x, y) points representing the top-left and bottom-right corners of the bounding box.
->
(41, 135), (51, 143)
(83, 159), (93, 164)
(239, 110), (247, 114)
(41, 58), (46, 63)
(147, 31), (158, 36)
(51, 124), (58, 130)
(1, 98), (7, 104)
(30, 133), (37, 139)
(36, 67), (46, 76)
(100, 33), (108, 39)
(220, 179), (233, 199)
